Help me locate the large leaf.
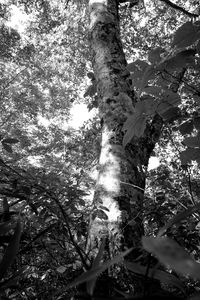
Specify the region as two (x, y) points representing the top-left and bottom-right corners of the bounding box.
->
(124, 261), (185, 293)
(142, 236), (200, 279)
(172, 22), (200, 49)
(66, 248), (133, 289)
(87, 238), (106, 295)
(128, 60), (155, 90)
(84, 84), (96, 98)
(2, 138), (19, 144)
(156, 91), (180, 119)
(96, 209), (108, 220)
(122, 112), (147, 147)
(127, 59), (149, 73)
(179, 120), (194, 135)
(180, 148), (200, 165)
(143, 86), (163, 98)
(0, 219), (22, 280)
(2, 142), (13, 153)
(138, 65), (155, 96)
(148, 47), (164, 64)
(160, 49), (196, 71)
(158, 202), (200, 237)
(183, 135), (200, 148)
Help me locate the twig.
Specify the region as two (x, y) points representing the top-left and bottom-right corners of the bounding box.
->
(160, 0), (199, 18)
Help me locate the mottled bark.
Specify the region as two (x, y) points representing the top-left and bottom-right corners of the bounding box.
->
(88, 0), (162, 255)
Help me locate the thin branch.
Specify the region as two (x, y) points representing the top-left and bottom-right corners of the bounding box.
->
(159, 0), (199, 18)
(186, 166), (196, 205)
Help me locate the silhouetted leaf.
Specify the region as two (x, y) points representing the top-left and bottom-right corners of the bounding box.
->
(138, 65), (155, 95)
(143, 86), (162, 98)
(84, 84), (96, 98)
(148, 47), (164, 64)
(183, 135), (200, 148)
(2, 143), (12, 153)
(180, 148), (200, 165)
(172, 22), (200, 49)
(97, 209), (108, 220)
(99, 205), (109, 212)
(2, 138), (19, 144)
(179, 121), (194, 135)
(124, 261), (185, 293)
(142, 236), (200, 279)
(127, 59), (149, 72)
(66, 248), (133, 289)
(122, 112), (147, 147)
(87, 72), (95, 80)
(87, 238), (106, 295)
(160, 49), (196, 71)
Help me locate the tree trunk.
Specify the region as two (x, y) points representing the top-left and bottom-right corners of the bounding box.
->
(88, 0), (162, 256)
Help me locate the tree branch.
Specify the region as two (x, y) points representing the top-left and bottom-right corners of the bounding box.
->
(159, 0), (199, 18)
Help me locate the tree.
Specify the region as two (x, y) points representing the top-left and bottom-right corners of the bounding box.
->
(77, 0), (200, 298)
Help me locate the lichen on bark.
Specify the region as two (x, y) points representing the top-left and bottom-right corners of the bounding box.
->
(88, 0), (162, 255)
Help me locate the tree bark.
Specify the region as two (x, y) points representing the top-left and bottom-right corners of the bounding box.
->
(88, 0), (162, 256)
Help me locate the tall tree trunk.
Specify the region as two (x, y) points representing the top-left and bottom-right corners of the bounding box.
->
(88, 0), (162, 255)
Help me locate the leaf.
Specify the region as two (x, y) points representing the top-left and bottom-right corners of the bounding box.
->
(122, 112), (147, 147)
(164, 91), (181, 106)
(172, 22), (200, 49)
(0, 219), (22, 280)
(148, 48), (164, 64)
(97, 209), (108, 220)
(56, 266), (67, 274)
(84, 84), (96, 98)
(2, 138), (19, 144)
(156, 91), (180, 119)
(66, 248), (133, 289)
(2, 143), (13, 153)
(179, 121), (194, 135)
(161, 107), (180, 122)
(99, 205), (110, 212)
(127, 59), (149, 73)
(136, 97), (157, 116)
(87, 238), (106, 296)
(124, 261), (185, 293)
(143, 86), (162, 98)
(180, 148), (200, 165)
(142, 236), (200, 279)
(158, 202), (200, 237)
(87, 72), (95, 80)
(183, 135), (200, 148)
(138, 65), (155, 96)
(128, 60), (156, 90)
(161, 49), (195, 71)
